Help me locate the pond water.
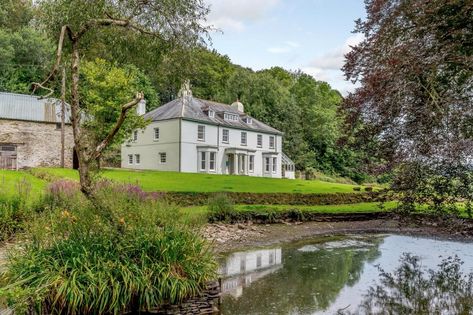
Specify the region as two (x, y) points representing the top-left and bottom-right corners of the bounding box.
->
(218, 234), (473, 315)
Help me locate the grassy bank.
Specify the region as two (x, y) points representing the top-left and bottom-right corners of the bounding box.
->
(35, 168), (368, 194)
(181, 201), (398, 223)
(0, 170), (46, 200)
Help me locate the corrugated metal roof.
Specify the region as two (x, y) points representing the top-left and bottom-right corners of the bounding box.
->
(0, 92), (71, 123)
(144, 96), (283, 135)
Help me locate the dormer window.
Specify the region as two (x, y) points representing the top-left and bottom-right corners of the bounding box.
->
(208, 110), (215, 118)
(224, 112), (239, 121)
(243, 117), (252, 124)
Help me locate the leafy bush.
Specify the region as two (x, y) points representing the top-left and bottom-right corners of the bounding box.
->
(207, 193), (235, 222)
(1, 181), (217, 314)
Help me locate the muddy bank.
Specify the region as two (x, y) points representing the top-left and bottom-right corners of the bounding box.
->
(204, 217), (473, 253)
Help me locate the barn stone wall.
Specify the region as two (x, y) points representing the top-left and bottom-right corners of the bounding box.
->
(0, 119), (74, 169)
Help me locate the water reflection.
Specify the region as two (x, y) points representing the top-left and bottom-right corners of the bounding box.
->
(219, 248), (283, 298)
(219, 235), (383, 315)
(219, 235), (473, 315)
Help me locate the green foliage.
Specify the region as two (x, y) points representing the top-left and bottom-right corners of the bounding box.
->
(207, 193), (235, 222)
(80, 58), (158, 150)
(0, 27), (54, 93)
(1, 181), (217, 314)
(0, 0), (33, 30)
(392, 162), (473, 217)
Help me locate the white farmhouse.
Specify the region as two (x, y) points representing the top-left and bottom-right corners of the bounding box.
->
(121, 84), (295, 179)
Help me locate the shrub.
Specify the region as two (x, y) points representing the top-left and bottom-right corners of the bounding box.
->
(207, 193), (235, 223)
(364, 187), (373, 192)
(1, 183), (217, 314)
(353, 187), (362, 191)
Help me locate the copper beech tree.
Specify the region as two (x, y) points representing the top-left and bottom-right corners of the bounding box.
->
(33, 0), (209, 196)
(343, 0), (472, 211)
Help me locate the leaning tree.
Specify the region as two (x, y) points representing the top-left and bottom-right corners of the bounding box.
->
(343, 0), (473, 211)
(33, 0), (209, 196)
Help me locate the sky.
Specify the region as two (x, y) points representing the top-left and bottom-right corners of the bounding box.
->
(205, 0), (366, 95)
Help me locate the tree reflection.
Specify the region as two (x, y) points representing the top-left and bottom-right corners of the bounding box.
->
(341, 254), (473, 315)
(221, 236), (383, 315)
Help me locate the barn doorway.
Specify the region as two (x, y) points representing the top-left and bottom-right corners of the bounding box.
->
(0, 144), (18, 170)
(73, 148), (79, 170)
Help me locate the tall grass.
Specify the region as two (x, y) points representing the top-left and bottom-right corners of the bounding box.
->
(1, 181), (217, 314)
(0, 177), (33, 242)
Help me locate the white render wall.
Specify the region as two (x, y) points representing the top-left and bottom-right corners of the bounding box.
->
(121, 119), (180, 171)
(180, 120), (282, 178)
(121, 118), (283, 178)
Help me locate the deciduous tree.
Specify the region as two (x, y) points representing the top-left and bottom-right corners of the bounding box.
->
(34, 0), (210, 195)
(343, 0), (473, 208)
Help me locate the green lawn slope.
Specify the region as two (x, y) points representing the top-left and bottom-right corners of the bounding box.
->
(0, 170), (46, 200)
(38, 168), (366, 194)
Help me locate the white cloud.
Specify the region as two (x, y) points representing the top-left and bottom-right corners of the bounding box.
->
(285, 41), (300, 48)
(267, 41), (300, 54)
(309, 33), (364, 70)
(205, 0), (281, 32)
(304, 34), (364, 95)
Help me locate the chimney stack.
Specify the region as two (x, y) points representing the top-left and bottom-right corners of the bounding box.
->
(136, 99), (146, 116)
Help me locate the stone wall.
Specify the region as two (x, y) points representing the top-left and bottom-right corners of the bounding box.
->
(0, 119), (74, 168)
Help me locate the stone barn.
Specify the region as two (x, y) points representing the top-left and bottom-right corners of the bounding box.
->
(0, 92), (75, 170)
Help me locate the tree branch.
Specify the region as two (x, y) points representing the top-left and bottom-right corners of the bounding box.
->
(90, 92), (144, 161)
(32, 25), (73, 94)
(77, 18), (158, 39)
(30, 82), (54, 98)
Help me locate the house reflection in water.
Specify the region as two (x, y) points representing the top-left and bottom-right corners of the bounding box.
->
(219, 248), (282, 298)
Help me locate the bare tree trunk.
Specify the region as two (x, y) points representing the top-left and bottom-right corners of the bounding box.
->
(60, 66), (66, 168)
(70, 40), (93, 196)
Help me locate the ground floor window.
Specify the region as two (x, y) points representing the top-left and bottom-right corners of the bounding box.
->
(272, 157), (277, 173)
(265, 157), (270, 172)
(200, 151), (206, 171)
(135, 154), (141, 165)
(249, 155), (254, 172)
(209, 152), (216, 171)
(128, 154), (133, 165)
(159, 152), (166, 164)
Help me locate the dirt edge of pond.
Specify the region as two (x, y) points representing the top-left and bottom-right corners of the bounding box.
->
(204, 216), (473, 253)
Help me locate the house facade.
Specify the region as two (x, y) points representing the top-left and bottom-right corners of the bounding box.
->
(0, 92), (74, 170)
(121, 86), (295, 179)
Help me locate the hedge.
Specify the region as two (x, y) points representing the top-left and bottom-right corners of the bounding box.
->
(207, 209), (392, 224)
(160, 191), (391, 207)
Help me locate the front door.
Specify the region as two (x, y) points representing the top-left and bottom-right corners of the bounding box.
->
(227, 154), (235, 175)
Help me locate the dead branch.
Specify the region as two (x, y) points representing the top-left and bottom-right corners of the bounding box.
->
(32, 25), (73, 94)
(90, 92), (144, 161)
(31, 82), (54, 98)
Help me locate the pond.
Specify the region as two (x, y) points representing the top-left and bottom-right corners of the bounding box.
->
(219, 234), (473, 315)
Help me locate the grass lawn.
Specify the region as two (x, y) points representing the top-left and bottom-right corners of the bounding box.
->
(0, 170), (46, 200)
(37, 168), (368, 194)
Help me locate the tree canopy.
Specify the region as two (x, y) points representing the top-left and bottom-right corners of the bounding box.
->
(343, 0), (473, 210)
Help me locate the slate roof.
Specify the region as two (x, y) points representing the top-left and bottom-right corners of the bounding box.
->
(0, 92), (71, 124)
(144, 97), (283, 135)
